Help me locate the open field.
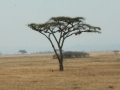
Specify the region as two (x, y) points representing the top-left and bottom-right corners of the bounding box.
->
(0, 52), (120, 90)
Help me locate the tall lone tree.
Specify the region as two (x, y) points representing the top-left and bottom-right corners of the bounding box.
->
(28, 16), (101, 71)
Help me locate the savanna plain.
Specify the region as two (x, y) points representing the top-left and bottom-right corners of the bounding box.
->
(0, 52), (120, 90)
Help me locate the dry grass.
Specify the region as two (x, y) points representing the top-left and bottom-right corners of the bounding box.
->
(0, 52), (120, 90)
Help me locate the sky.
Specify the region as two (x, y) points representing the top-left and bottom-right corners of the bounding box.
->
(0, 0), (120, 54)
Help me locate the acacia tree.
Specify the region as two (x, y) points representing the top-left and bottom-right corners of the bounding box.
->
(28, 16), (101, 71)
(18, 50), (27, 54)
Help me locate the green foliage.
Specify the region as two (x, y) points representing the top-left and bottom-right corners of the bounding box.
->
(28, 16), (101, 36)
(50, 16), (85, 23)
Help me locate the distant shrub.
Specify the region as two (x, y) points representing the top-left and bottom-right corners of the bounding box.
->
(63, 51), (89, 58)
(113, 50), (119, 57)
(53, 51), (89, 59)
(0, 52), (2, 55)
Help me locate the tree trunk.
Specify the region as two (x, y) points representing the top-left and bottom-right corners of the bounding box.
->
(59, 51), (64, 71)
(59, 59), (64, 71)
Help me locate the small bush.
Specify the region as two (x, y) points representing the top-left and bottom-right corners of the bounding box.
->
(63, 51), (89, 58)
(53, 51), (89, 59)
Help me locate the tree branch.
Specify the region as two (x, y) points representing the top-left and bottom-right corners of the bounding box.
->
(61, 37), (65, 48)
(65, 32), (75, 38)
(40, 31), (60, 60)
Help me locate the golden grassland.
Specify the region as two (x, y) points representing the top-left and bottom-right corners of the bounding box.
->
(0, 52), (120, 90)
